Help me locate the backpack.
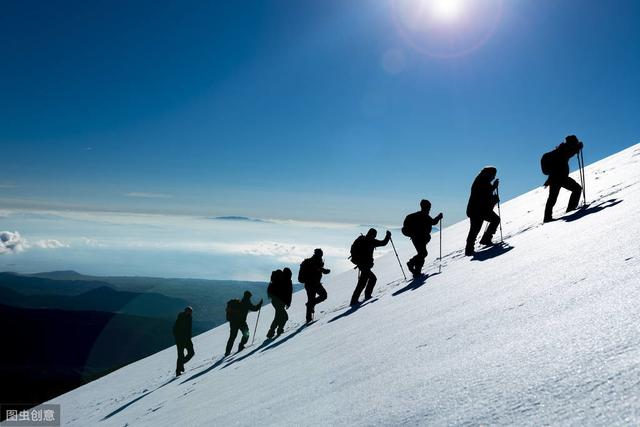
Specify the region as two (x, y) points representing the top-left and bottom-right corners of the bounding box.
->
(298, 259), (311, 284)
(225, 299), (241, 322)
(540, 150), (555, 175)
(268, 269), (283, 296)
(349, 235), (368, 266)
(401, 212), (418, 237)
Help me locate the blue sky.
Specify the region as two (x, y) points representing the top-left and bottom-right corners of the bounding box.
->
(1, 1), (639, 279)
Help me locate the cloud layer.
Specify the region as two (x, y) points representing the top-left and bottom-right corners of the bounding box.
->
(32, 239), (69, 249)
(0, 230), (69, 254)
(125, 192), (174, 199)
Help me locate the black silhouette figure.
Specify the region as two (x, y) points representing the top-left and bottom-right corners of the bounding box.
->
(224, 291), (262, 356)
(173, 306), (194, 376)
(541, 135), (584, 222)
(266, 268), (293, 338)
(349, 228), (391, 306)
(465, 166), (501, 256)
(402, 199), (443, 277)
(298, 249), (330, 323)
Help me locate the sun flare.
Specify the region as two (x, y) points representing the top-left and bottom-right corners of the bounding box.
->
(429, 0), (465, 22)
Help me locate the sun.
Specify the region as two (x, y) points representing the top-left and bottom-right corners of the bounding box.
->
(429, 0), (465, 22)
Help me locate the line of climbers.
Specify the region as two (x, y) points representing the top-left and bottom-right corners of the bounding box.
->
(172, 135), (586, 375)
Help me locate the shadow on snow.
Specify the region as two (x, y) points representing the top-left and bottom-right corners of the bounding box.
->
(392, 272), (441, 296)
(102, 376), (179, 421)
(327, 298), (379, 324)
(259, 321), (317, 353)
(471, 243), (514, 261)
(180, 356), (227, 384)
(563, 198), (622, 222)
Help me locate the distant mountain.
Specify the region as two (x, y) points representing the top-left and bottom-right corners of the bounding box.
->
(0, 284), (189, 319)
(208, 215), (268, 223)
(0, 272), (113, 296)
(28, 270), (88, 280)
(8, 271), (302, 328)
(0, 304), (179, 411)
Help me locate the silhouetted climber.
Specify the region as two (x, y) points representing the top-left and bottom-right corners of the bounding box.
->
(465, 166), (500, 256)
(402, 200), (443, 277)
(267, 268), (293, 338)
(349, 228), (391, 306)
(541, 135), (584, 222)
(173, 306), (194, 376)
(298, 249), (330, 323)
(225, 291), (263, 356)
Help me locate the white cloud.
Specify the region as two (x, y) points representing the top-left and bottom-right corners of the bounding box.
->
(125, 192), (173, 199)
(32, 239), (69, 249)
(115, 239), (347, 264)
(0, 231), (69, 254)
(0, 231), (28, 254)
(81, 237), (104, 247)
(209, 241), (347, 264)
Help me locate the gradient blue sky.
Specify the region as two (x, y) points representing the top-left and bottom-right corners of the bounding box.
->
(1, 0), (639, 223)
(0, 1), (638, 279)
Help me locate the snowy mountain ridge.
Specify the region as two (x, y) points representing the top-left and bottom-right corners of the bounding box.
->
(42, 144), (640, 426)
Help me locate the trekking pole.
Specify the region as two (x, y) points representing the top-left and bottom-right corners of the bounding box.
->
(438, 218), (442, 274)
(496, 187), (504, 243)
(389, 236), (407, 280)
(580, 148), (587, 206)
(251, 306), (261, 346)
(576, 151), (583, 195)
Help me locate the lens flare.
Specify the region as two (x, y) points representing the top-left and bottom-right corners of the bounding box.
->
(391, 0), (504, 58)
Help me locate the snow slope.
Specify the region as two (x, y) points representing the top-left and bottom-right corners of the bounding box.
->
(44, 144), (640, 426)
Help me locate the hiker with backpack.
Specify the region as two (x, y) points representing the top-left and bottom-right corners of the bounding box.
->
(267, 268), (293, 338)
(225, 291), (263, 356)
(402, 199), (443, 277)
(541, 135), (584, 222)
(465, 166), (501, 256)
(349, 228), (391, 306)
(173, 306), (194, 376)
(298, 249), (330, 323)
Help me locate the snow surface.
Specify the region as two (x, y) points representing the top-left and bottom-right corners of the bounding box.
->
(37, 144), (640, 426)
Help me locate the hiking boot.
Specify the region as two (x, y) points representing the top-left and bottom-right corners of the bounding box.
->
(406, 261), (415, 275)
(305, 302), (314, 322)
(479, 236), (494, 246)
(413, 265), (422, 276)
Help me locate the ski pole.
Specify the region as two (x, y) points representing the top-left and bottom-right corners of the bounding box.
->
(438, 218), (442, 274)
(576, 151), (583, 196)
(580, 148), (587, 206)
(251, 306), (261, 345)
(389, 236), (407, 280)
(496, 187), (504, 243)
